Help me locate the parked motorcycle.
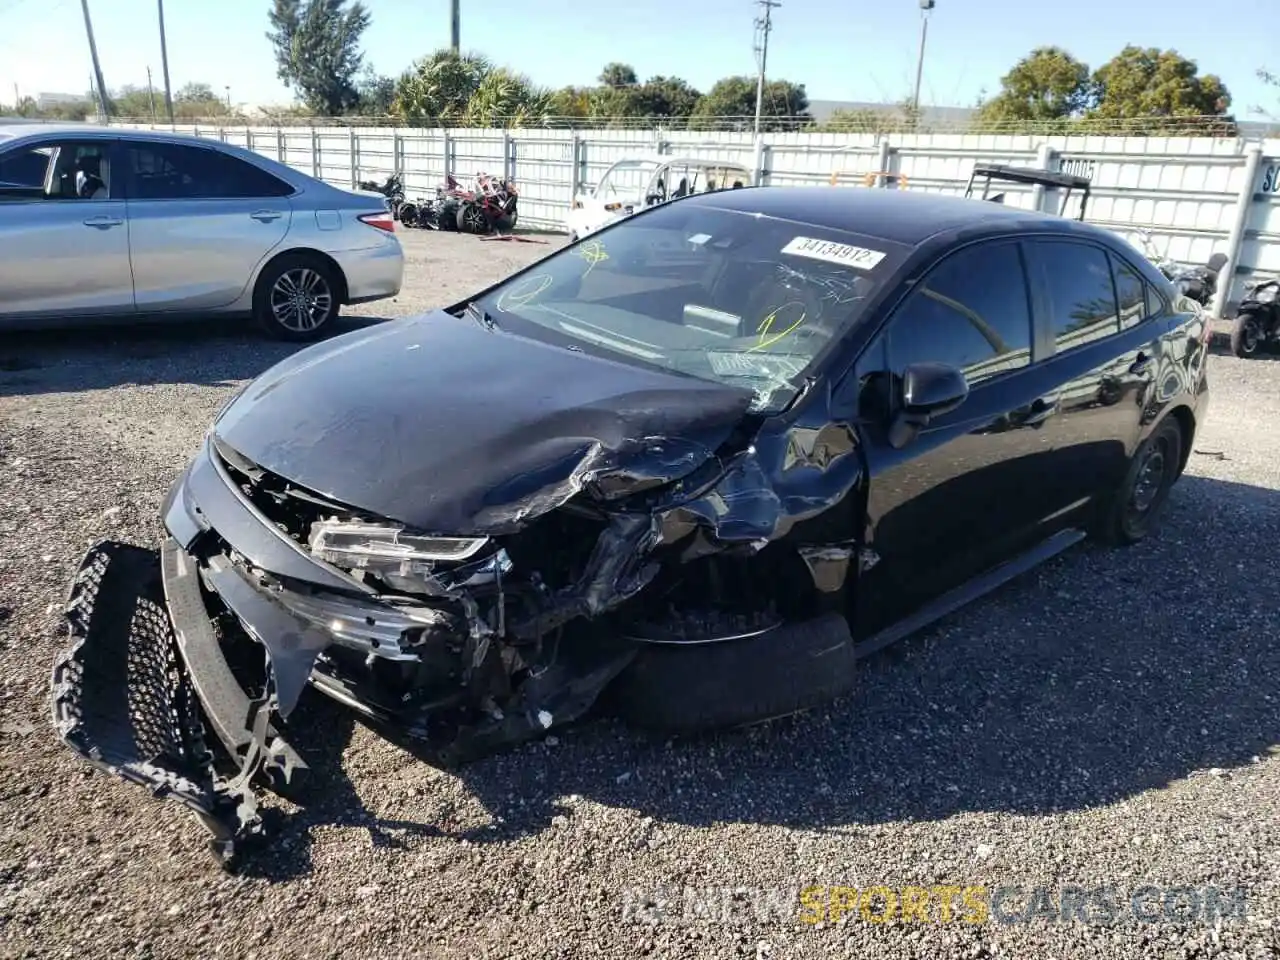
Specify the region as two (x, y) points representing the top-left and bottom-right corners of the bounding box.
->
(1135, 230), (1227, 308)
(357, 172), (406, 221)
(1230, 278), (1280, 358)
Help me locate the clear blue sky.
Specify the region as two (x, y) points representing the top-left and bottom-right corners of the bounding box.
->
(1, 0), (1276, 116)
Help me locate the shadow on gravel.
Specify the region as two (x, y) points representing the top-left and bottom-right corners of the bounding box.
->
(0, 314), (396, 398)
(230, 472), (1280, 878)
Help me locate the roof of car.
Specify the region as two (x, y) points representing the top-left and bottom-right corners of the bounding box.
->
(0, 122), (212, 146)
(688, 185), (1099, 247)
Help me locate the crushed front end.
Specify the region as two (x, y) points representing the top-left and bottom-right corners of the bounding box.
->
(51, 432), (664, 864)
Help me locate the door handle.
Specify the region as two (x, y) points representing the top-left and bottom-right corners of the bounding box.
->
(250, 210), (283, 222)
(1018, 396), (1060, 427)
(1129, 352), (1153, 376)
(83, 216), (123, 228)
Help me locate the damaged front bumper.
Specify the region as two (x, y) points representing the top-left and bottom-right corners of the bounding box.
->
(52, 436), (641, 865)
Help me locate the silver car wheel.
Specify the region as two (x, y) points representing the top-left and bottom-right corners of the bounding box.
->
(269, 268), (333, 333)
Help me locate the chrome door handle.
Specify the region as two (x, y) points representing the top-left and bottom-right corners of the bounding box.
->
(250, 210), (283, 222)
(83, 216), (123, 228)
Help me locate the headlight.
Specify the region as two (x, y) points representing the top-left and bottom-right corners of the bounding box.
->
(308, 520), (490, 577)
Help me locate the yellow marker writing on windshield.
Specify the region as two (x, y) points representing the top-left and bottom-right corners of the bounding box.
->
(748, 301), (806, 352)
(497, 274), (553, 311)
(573, 239), (610, 277)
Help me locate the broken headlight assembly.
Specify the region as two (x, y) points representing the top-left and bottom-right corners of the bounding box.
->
(308, 519), (497, 594)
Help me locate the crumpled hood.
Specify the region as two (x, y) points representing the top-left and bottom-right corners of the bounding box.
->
(213, 312), (755, 533)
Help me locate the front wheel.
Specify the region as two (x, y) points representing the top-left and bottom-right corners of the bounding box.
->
(1230, 311), (1263, 358)
(1093, 416), (1183, 546)
(457, 202), (489, 234)
(253, 255), (340, 342)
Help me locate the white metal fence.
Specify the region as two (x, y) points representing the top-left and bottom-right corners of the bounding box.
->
(113, 122), (1280, 317)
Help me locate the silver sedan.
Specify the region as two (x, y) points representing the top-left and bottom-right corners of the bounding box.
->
(0, 123), (403, 341)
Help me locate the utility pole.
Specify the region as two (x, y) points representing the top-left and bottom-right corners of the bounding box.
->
(752, 0), (780, 135)
(79, 0), (111, 119)
(157, 0), (175, 123)
(911, 0), (936, 121)
(146, 67), (157, 120)
(450, 0), (460, 52)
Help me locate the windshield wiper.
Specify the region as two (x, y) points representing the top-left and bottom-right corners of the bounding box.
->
(464, 301), (498, 331)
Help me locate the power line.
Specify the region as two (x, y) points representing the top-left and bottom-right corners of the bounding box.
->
(752, 0), (780, 136)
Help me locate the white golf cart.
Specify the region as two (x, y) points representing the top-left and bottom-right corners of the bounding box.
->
(566, 153), (753, 240)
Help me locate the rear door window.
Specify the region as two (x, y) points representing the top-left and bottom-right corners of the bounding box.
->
(1109, 253), (1149, 331)
(1034, 240), (1122, 350)
(0, 145), (52, 187)
(125, 142), (293, 200)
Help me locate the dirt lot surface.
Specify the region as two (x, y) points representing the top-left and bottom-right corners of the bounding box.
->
(1, 229), (1278, 960)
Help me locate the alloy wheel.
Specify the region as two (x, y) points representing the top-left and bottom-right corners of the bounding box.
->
(269, 268), (333, 334)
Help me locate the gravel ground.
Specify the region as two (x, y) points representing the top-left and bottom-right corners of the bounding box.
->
(1, 229), (1278, 959)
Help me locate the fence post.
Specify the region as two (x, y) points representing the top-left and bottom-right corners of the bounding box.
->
(502, 130), (513, 183)
(277, 127), (285, 165)
(392, 130), (402, 176)
(349, 128), (358, 188)
(441, 129), (451, 180)
(246, 128), (254, 153)
(310, 127), (320, 179)
(1032, 142), (1054, 213)
(568, 133), (581, 202)
(1215, 144), (1265, 319)
(876, 138), (892, 187)
(752, 133), (765, 186)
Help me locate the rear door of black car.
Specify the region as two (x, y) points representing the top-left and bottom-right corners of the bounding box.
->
(849, 238), (1071, 636)
(1021, 238), (1164, 515)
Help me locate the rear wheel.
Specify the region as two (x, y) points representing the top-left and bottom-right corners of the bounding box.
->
(1230, 311), (1263, 358)
(457, 202), (488, 234)
(253, 254), (340, 342)
(1094, 416), (1183, 545)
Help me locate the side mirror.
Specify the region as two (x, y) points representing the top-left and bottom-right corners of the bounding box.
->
(889, 362), (969, 449)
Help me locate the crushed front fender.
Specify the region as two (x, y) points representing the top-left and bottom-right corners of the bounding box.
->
(50, 540), (264, 868)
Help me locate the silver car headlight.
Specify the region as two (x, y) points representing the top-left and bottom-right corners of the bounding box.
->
(308, 520), (490, 578)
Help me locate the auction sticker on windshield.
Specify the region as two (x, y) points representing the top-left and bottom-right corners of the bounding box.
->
(781, 236), (886, 271)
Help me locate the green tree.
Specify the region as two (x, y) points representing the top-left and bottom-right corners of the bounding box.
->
(547, 85), (592, 120)
(1087, 46), (1232, 131)
(633, 76), (701, 119)
(393, 49), (491, 124)
(819, 107), (897, 134)
(464, 68), (550, 127)
(598, 63), (638, 89)
(354, 66), (397, 115)
(975, 46), (1090, 127)
(108, 84), (158, 118)
(690, 76), (810, 130)
(267, 0), (371, 116)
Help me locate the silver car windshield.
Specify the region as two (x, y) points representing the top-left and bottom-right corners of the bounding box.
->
(475, 203), (899, 412)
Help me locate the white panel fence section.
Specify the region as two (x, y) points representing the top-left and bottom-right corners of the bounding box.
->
(114, 122), (1280, 317)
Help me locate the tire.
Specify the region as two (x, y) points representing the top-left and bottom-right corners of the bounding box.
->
(457, 201), (488, 234)
(253, 253), (341, 342)
(399, 202), (419, 228)
(1230, 311), (1263, 358)
(606, 612), (857, 733)
(437, 200), (459, 231)
(1094, 415), (1184, 546)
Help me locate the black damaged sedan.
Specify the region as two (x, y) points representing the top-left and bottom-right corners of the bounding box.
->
(53, 185), (1209, 863)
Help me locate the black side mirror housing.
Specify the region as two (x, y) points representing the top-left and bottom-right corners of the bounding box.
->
(889, 362), (969, 448)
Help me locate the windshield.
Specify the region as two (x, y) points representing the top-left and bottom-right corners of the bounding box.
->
(593, 160), (659, 200)
(473, 202), (901, 412)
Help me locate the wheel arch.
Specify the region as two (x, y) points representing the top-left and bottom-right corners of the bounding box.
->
(253, 248), (350, 305)
(1163, 403), (1196, 478)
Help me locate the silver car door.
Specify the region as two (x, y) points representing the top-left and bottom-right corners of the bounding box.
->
(0, 138), (134, 317)
(122, 140), (292, 311)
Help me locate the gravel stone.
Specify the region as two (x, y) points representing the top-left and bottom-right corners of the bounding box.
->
(1, 231), (1277, 959)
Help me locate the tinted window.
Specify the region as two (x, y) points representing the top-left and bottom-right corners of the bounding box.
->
(126, 143), (292, 199)
(0, 146), (51, 187)
(1145, 282), (1166, 320)
(886, 241), (1034, 384)
(1110, 253), (1147, 330)
(1037, 240), (1121, 350)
